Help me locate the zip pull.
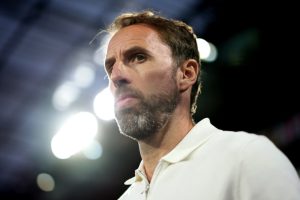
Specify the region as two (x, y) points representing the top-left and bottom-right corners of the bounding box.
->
(141, 184), (150, 195)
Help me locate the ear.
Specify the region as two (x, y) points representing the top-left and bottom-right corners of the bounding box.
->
(178, 59), (199, 92)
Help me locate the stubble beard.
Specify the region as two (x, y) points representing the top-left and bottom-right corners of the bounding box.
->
(114, 78), (180, 141)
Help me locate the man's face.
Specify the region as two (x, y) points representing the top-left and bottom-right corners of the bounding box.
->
(105, 24), (180, 140)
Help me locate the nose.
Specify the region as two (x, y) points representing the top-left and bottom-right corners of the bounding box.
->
(110, 61), (130, 89)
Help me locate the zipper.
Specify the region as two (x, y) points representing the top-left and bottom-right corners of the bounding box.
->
(136, 169), (150, 197)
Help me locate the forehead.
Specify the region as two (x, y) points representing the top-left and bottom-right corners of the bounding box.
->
(107, 24), (168, 55)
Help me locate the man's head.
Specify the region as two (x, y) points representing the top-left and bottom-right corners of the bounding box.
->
(102, 11), (201, 140)
(106, 11), (201, 114)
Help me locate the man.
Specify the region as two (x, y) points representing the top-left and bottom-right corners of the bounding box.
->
(101, 11), (300, 199)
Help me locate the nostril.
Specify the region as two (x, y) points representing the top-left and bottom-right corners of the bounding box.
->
(114, 78), (129, 88)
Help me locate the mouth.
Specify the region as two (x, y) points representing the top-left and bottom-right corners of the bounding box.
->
(115, 94), (139, 110)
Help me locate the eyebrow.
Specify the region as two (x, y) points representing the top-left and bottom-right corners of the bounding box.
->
(123, 46), (152, 58)
(105, 46), (152, 68)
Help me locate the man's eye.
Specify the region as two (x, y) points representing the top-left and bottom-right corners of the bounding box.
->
(131, 54), (146, 63)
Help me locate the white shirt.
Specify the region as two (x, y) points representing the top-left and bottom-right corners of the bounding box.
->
(119, 118), (300, 200)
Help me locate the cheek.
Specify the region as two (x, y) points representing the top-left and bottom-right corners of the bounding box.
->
(142, 68), (177, 93)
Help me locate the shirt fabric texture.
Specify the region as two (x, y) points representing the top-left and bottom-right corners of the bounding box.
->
(118, 118), (300, 200)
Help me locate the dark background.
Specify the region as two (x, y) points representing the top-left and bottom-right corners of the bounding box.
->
(0, 0), (299, 199)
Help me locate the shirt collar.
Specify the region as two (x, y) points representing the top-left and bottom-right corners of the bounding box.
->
(161, 118), (217, 163)
(124, 118), (218, 185)
(124, 161), (145, 185)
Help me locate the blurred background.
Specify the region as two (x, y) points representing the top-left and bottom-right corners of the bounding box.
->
(0, 0), (299, 199)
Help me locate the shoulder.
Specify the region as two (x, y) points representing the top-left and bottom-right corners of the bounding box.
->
(220, 132), (300, 199)
(191, 119), (280, 158)
(207, 127), (268, 153)
(209, 128), (300, 199)
(193, 118), (266, 148)
(211, 128), (296, 172)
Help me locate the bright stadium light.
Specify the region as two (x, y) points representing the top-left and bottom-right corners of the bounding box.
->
(51, 112), (98, 159)
(52, 81), (80, 111)
(93, 87), (115, 121)
(197, 38), (218, 62)
(73, 64), (95, 88)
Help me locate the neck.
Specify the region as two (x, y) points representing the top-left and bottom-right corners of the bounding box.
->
(137, 107), (194, 182)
